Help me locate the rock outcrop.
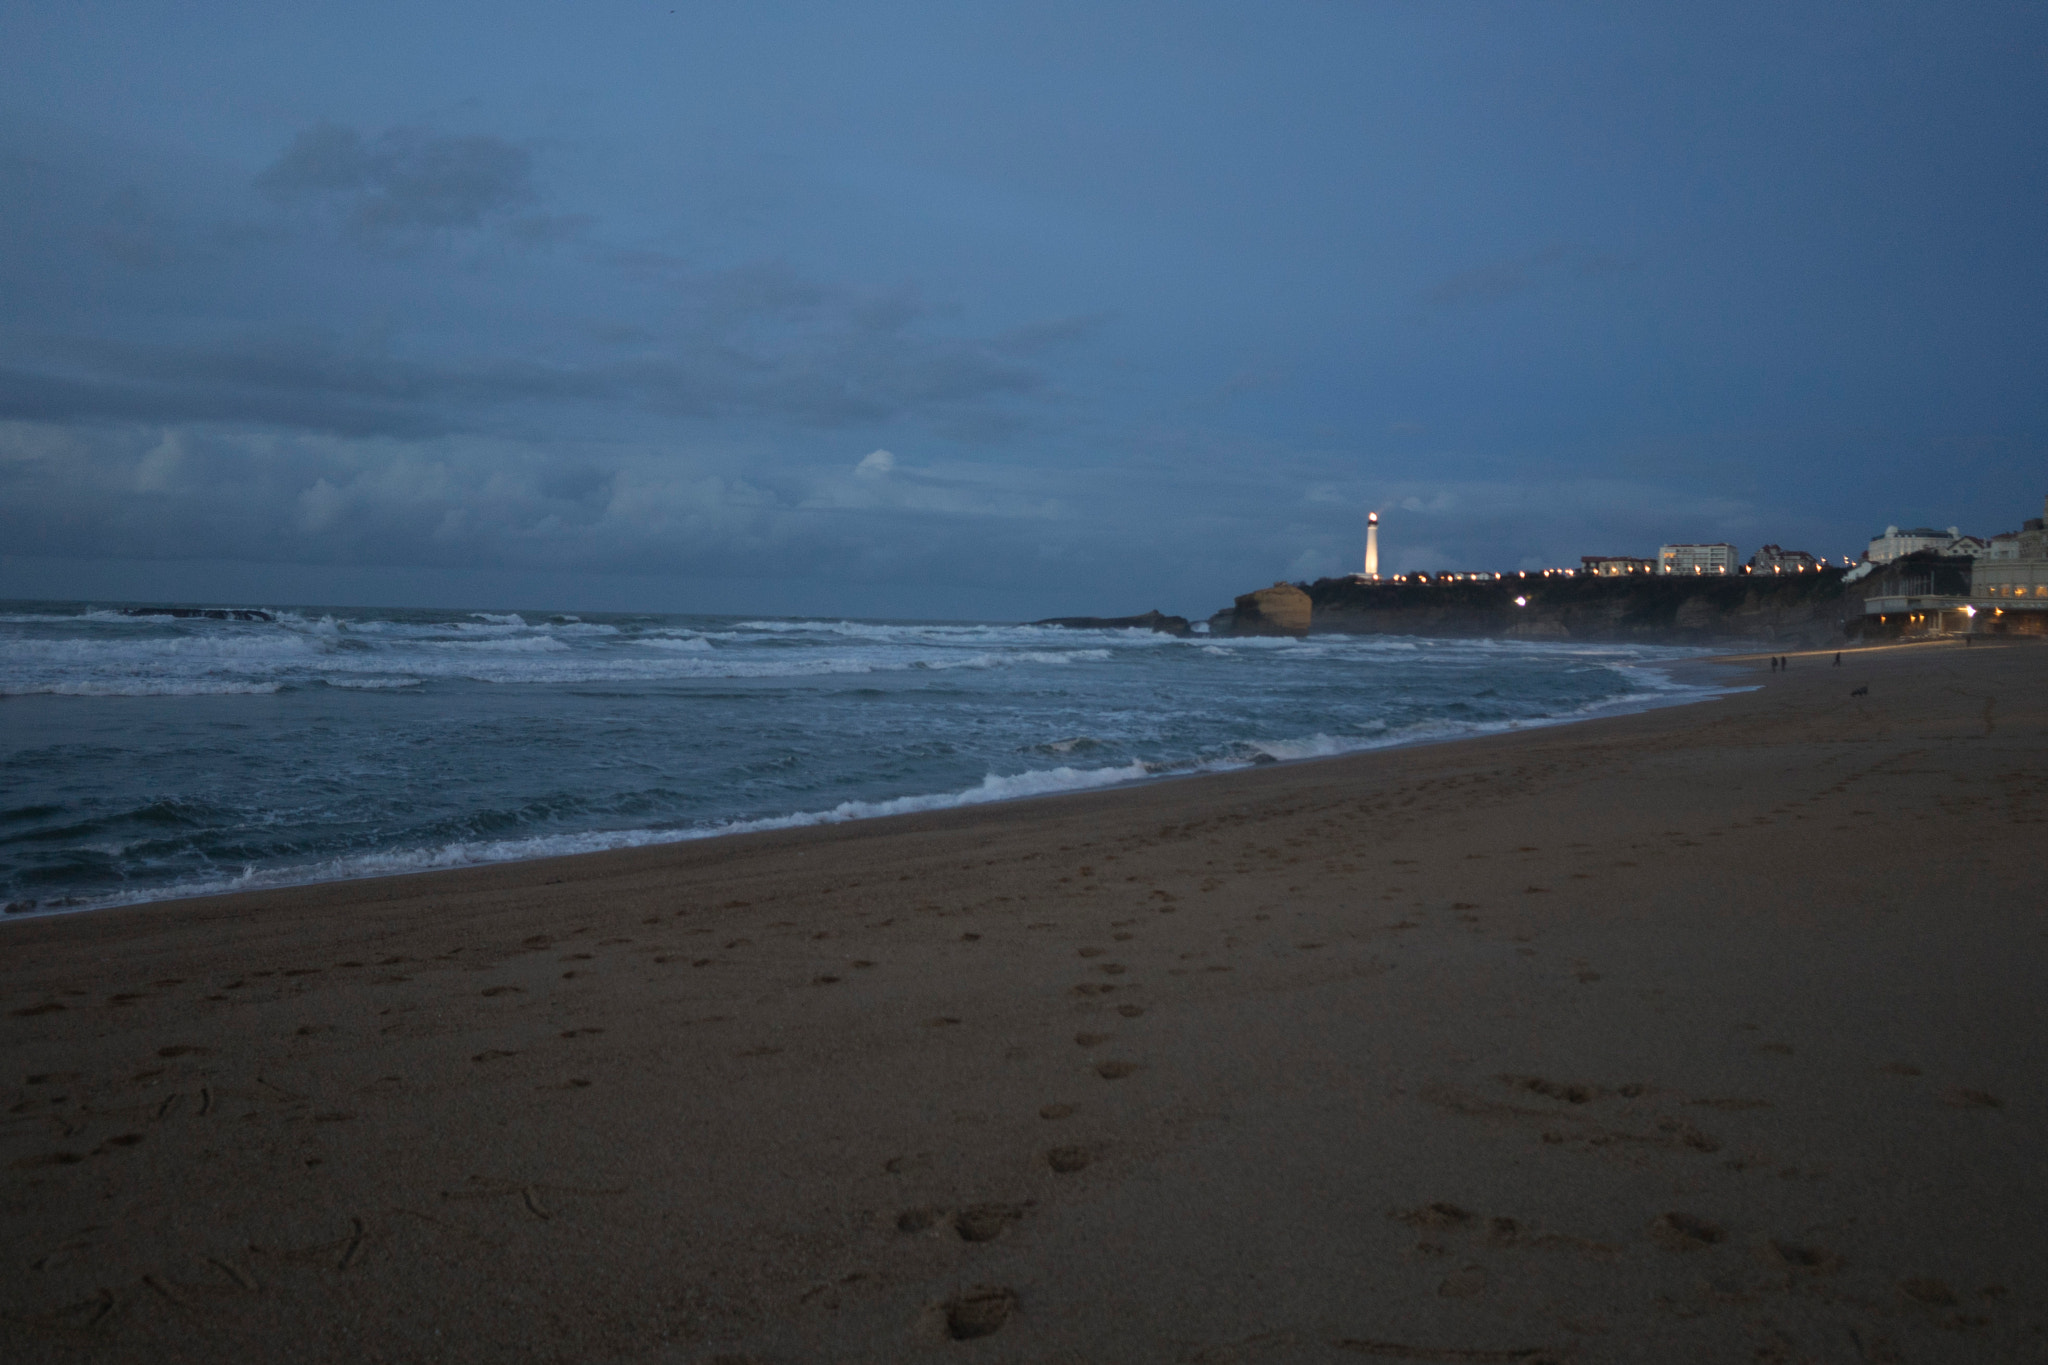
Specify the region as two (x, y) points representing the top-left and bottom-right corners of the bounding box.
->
(1032, 609), (1192, 637)
(1210, 582), (1313, 636)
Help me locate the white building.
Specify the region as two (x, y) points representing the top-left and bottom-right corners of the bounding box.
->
(1658, 543), (1738, 575)
(1866, 525), (1970, 564)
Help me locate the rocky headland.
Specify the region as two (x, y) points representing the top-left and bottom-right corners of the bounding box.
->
(1209, 570), (1863, 645)
(1038, 571), (1870, 646)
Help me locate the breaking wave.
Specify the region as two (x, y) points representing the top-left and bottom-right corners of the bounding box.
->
(0, 599), (1723, 915)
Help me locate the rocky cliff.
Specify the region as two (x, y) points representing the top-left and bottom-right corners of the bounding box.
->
(1214, 582), (1314, 636)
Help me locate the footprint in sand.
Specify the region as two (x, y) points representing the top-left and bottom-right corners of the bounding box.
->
(1398, 1202), (1474, 1230)
(1940, 1087), (2002, 1109)
(1503, 1075), (1603, 1105)
(1039, 1103), (1075, 1119)
(1764, 1240), (1841, 1272)
(1898, 1278), (1959, 1307)
(1649, 1212), (1725, 1250)
(1094, 1060), (1140, 1080)
(16, 1146), (93, 1169)
(942, 1285), (1017, 1340)
(953, 1204), (1024, 1242)
(1074, 1032), (1111, 1048)
(1116, 1004), (1146, 1018)
(1046, 1146), (1091, 1173)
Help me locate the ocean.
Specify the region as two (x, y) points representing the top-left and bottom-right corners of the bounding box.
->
(0, 602), (1718, 916)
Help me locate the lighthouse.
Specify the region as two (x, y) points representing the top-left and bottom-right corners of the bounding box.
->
(1364, 511), (1380, 579)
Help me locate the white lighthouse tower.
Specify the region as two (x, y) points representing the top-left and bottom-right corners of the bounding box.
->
(1364, 511), (1381, 579)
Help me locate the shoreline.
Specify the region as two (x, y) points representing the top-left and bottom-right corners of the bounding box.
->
(5, 637), (2042, 1362)
(6, 645), (1736, 921)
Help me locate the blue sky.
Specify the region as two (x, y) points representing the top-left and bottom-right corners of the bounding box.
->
(3, 1), (2044, 618)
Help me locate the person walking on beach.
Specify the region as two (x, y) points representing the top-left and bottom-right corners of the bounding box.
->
(1834, 653), (1841, 666)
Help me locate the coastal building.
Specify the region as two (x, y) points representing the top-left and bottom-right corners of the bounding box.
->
(1859, 552), (1976, 634)
(1750, 545), (1821, 572)
(1863, 496), (2048, 636)
(1967, 495), (2048, 635)
(2022, 499), (2048, 561)
(1658, 543), (1738, 575)
(1865, 524), (1972, 564)
(1580, 555), (1655, 576)
(1364, 511), (1380, 579)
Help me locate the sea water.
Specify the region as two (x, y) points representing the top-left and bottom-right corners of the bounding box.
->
(0, 602), (1716, 915)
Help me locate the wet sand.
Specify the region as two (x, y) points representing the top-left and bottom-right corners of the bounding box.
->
(4, 639), (2044, 1363)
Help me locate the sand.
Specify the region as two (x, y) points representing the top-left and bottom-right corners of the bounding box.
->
(3, 640), (2044, 1363)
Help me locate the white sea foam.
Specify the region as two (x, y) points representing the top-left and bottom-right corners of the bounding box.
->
(18, 679), (287, 697)
(27, 759), (1162, 914)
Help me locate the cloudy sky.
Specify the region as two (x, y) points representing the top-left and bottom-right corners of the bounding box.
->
(3, 2), (2045, 619)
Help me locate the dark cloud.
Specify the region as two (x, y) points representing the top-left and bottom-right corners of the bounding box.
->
(0, 335), (603, 437)
(0, 257), (1064, 439)
(255, 124), (538, 238)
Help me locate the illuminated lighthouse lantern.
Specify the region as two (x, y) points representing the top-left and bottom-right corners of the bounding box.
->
(1364, 511), (1381, 579)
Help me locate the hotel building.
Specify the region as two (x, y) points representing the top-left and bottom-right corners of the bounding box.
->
(1658, 543), (1738, 575)
(1863, 496), (2048, 636)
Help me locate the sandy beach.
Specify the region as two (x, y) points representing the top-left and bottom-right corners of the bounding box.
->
(3, 639), (2044, 1363)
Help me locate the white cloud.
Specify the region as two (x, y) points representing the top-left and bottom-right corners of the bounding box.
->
(854, 448), (896, 479)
